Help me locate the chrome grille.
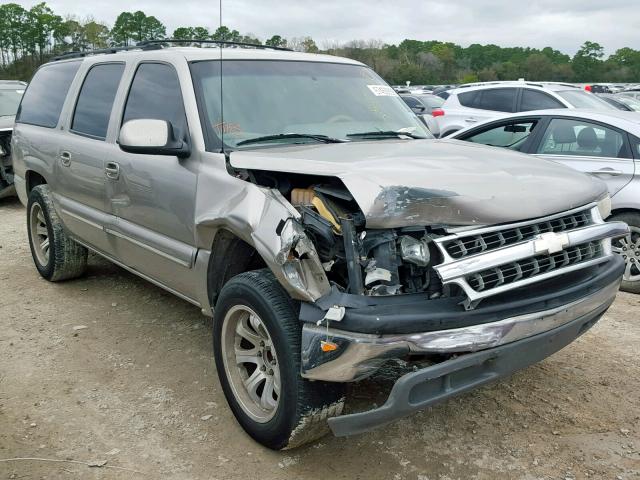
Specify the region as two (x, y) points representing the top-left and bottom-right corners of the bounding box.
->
(444, 210), (592, 259)
(433, 204), (628, 310)
(467, 241), (603, 292)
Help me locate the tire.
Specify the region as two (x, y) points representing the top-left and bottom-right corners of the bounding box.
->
(26, 184), (88, 281)
(609, 212), (640, 294)
(213, 269), (344, 450)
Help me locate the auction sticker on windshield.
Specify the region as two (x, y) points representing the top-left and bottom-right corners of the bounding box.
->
(367, 85), (397, 96)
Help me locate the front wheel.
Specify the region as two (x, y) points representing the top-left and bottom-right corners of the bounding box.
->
(610, 212), (640, 294)
(213, 269), (344, 450)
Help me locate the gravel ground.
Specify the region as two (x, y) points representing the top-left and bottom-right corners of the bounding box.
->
(1, 196), (639, 480)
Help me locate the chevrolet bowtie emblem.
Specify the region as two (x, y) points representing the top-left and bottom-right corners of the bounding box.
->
(534, 232), (570, 255)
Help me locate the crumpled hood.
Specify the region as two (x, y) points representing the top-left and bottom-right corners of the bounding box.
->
(230, 139), (607, 228)
(0, 115), (15, 131)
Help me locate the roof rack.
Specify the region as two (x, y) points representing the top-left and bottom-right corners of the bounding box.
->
(50, 38), (292, 62)
(138, 39), (292, 51)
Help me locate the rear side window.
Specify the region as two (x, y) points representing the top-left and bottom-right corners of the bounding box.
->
(17, 61), (81, 128)
(71, 63), (125, 139)
(122, 63), (187, 138)
(475, 88), (516, 112)
(520, 89), (565, 111)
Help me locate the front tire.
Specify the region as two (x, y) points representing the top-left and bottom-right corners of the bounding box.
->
(213, 269), (344, 450)
(27, 185), (88, 281)
(610, 212), (640, 294)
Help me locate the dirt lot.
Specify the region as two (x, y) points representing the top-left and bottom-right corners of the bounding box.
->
(0, 196), (639, 480)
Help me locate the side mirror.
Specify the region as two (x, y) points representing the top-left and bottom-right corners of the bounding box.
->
(118, 119), (190, 158)
(412, 105), (426, 113)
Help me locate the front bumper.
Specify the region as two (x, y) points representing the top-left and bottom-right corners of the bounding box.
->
(301, 256), (623, 382)
(327, 299), (610, 436)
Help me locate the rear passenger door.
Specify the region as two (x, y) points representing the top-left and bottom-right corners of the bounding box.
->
(107, 62), (198, 299)
(55, 62), (125, 254)
(532, 117), (635, 196)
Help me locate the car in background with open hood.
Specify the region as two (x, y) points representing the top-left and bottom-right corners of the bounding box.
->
(0, 80), (25, 198)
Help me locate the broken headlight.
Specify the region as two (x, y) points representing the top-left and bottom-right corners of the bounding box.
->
(399, 235), (431, 267)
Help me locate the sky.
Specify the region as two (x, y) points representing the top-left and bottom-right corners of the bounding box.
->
(11, 0), (640, 56)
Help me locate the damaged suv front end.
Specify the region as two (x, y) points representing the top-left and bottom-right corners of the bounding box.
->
(188, 52), (627, 442)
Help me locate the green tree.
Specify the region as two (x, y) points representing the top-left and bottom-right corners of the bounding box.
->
(84, 20), (110, 49)
(572, 41), (605, 81)
(111, 11), (134, 46)
(265, 35), (287, 48)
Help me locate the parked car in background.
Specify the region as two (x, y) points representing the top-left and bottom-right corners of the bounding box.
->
(0, 80), (26, 198)
(400, 92), (444, 133)
(597, 93), (640, 112)
(619, 89), (640, 101)
(448, 109), (640, 293)
(12, 43), (626, 449)
(434, 82), (615, 137)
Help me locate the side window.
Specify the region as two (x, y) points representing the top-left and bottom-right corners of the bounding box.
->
(123, 63), (187, 138)
(457, 91), (478, 108)
(16, 61), (81, 128)
(71, 63), (125, 139)
(537, 118), (628, 158)
(520, 89), (565, 111)
(464, 120), (539, 151)
(474, 88), (516, 112)
(402, 96), (422, 110)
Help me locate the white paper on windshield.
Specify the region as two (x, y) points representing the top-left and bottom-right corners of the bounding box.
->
(367, 85), (397, 96)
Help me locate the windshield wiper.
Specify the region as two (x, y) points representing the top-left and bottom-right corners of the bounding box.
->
(236, 133), (344, 147)
(347, 129), (428, 140)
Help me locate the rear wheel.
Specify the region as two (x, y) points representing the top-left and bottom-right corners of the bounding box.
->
(610, 212), (640, 294)
(27, 185), (87, 281)
(213, 269), (344, 450)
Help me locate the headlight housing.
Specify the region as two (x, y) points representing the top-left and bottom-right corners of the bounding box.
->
(597, 195), (612, 220)
(399, 235), (430, 267)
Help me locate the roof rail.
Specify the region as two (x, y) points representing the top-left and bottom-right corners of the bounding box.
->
(50, 43), (161, 62)
(50, 38), (293, 62)
(138, 39), (293, 51)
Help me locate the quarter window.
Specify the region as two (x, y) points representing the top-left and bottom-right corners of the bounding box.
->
(123, 63), (187, 138)
(520, 89), (565, 111)
(16, 61), (81, 128)
(537, 118), (628, 158)
(71, 63), (125, 139)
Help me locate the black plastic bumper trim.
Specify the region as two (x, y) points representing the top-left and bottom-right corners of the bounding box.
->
(327, 299), (612, 437)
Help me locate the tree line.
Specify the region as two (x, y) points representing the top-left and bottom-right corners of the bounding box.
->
(2, 2), (639, 85)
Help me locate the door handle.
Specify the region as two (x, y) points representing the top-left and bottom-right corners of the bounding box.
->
(105, 162), (120, 180)
(464, 118), (477, 123)
(60, 151), (71, 167)
(587, 168), (623, 176)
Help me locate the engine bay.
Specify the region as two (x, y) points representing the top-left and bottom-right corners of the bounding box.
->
(245, 169), (453, 299)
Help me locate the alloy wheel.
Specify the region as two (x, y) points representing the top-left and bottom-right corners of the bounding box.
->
(29, 202), (50, 266)
(221, 305), (281, 423)
(612, 226), (640, 283)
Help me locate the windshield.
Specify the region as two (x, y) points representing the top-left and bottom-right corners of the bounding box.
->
(557, 90), (616, 110)
(190, 60), (431, 149)
(0, 88), (24, 117)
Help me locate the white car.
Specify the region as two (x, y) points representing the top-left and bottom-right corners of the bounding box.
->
(433, 82), (615, 138)
(448, 108), (640, 293)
